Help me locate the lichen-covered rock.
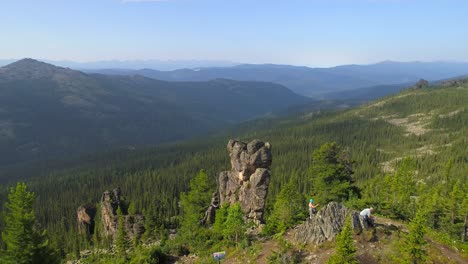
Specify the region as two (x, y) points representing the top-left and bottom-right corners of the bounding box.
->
(218, 139), (272, 224)
(292, 202), (354, 245)
(77, 204), (97, 236)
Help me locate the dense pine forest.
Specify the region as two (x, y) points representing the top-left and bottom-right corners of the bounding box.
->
(0, 80), (467, 263)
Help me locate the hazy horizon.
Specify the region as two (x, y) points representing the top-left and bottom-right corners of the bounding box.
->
(2, 0), (468, 67)
(3, 57), (468, 71)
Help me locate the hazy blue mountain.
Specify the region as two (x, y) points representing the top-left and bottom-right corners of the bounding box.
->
(89, 61), (468, 97)
(0, 59), (239, 70)
(0, 59), (308, 167)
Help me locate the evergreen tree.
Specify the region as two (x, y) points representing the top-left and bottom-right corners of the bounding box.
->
(266, 178), (305, 234)
(212, 205), (229, 238)
(385, 158), (417, 220)
(401, 209), (428, 264)
(115, 206), (130, 257)
(327, 215), (358, 264)
(1, 182), (60, 264)
(223, 203), (246, 246)
(309, 142), (358, 204)
(178, 170), (214, 246)
(128, 202), (137, 215)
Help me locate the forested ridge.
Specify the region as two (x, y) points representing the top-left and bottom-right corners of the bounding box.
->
(0, 80), (467, 263)
(0, 59), (309, 170)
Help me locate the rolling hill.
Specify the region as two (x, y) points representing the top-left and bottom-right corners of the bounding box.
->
(0, 59), (309, 168)
(90, 61), (468, 97)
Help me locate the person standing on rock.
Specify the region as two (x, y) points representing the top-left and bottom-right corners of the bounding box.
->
(309, 198), (319, 219)
(360, 207), (374, 227)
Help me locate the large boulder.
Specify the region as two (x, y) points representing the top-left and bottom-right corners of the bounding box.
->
(218, 139), (272, 224)
(292, 202), (363, 245)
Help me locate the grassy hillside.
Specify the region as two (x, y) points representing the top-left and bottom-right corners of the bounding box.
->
(0, 80), (466, 258)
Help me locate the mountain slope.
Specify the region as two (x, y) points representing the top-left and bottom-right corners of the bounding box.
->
(90, 61), (468, 97)
(7, 79), (465, 257)
(0, 59), (309, 168)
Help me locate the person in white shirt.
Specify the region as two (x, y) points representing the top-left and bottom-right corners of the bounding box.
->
(360, 207), (374, 227)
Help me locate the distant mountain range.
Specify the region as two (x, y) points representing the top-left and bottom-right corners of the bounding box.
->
(0, 59), (308, 167)
(88, 61), (468, 97)
(0, 59), (239, 71)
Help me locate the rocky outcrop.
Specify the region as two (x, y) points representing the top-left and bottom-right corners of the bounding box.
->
(414, 79), (429, 89)
(77, 204), (97, 236)
(293, 202), (348, 244)
(101, 187), (122, 237)
(201, 191), (220, 226)
(292, 202), (364, 245)
(100, 187), (145, 239)
(218, 139), (272, 224)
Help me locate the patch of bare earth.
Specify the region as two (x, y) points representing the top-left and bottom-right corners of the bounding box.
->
(427, 239), (468, 264)
(439, 109), (463, 118)
(254, 239), (280, 264)
(386, 113), (432, 136)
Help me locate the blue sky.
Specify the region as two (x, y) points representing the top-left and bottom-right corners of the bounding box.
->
(1, 0), (467, 66)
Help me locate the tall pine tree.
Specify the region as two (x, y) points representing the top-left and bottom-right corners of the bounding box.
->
(309, 142), (358, 204)
(327, 215), (358, 264)
(1, 182), (60, 264)
(401, 209), (428, 264)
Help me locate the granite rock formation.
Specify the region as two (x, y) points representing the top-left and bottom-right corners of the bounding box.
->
(99, 187), (145, 239)
(77, 204), (97, 236)
(218, 139), (272, 224)
(77, 187), (146, 242)
(292, 202), (364, 245)
(101, 187), (122, 237)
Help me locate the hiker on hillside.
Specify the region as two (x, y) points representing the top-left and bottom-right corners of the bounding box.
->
(309, 198), (319, 219)
(360, 207), (374, 227)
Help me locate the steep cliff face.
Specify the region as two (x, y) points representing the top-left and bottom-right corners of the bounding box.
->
(217, 139), (272, 224)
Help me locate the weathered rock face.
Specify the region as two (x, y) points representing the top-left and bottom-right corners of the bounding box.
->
(77, 204), (97, 236)
(218, 139), (272, 224)
(101, 187), (122, 237)
(201, 191), (220, 226)
(292, 202), (363, 245)
(100, 187), (145, 239)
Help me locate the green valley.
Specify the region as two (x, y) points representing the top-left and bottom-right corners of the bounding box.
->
(1, 79), (466, 263)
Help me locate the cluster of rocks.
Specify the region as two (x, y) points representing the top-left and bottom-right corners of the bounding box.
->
(203, 139), (272, 225)
(77, 187), (145, 240)
(79, 139), (272, 240)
